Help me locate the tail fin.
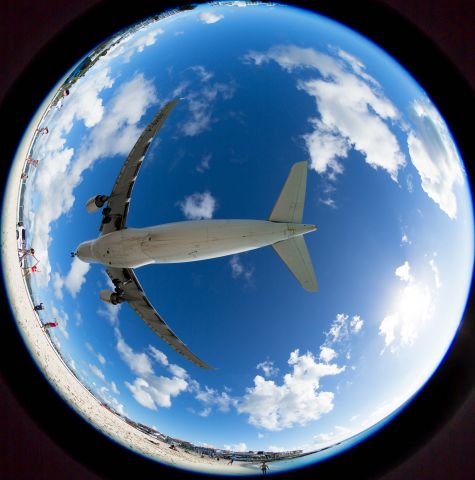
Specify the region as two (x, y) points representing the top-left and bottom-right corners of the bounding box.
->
(273, 237), (318, 292)
(269, 161), (307, 223)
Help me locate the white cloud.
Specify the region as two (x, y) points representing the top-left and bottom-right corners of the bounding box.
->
(313, 425), (351, 446)
(237, 349), (344, 431)
(223, 442), (247, 452)
(30, 71), (158, 287)
(319, 346), (337, 363)
(350, 315), (364, 333)
(199, 11), (224, 24)
(407, 99), (464, 219)
(97, 353), (106, 365)
(89, 363), (106, 381)
(86, 341), (107, 365)
(196, 153), (211, 173)
(110, 381), (120, 395)
(267, 445), (286, 453)
(107, 25), (165, 64)
(74, 310), (82, 327)
(395, 261), (414, 283)
(148, 345), (169, 366)
(379, 263), (434, 353)
(199, 407), (212, 417)
(191, 65), (214, 82)
(401, 232), (411, 245)
(52, 272), (64, 300)
(64, 257), (90, 297)
(430, 257), (442, 289)
(51, 305), (69, 340)
(179, 191), (216, 219)
(125, 374), (188, 409)
(181, 81), (235, 136)
(243, 45), (405, 181)
(191, 382), (237, 414)
(117, 329), (189, 410)
(229, 255), (254, 282)
(326, 313), (365, 344)
(116, 330), (154, 376)
(256, 360), (279, 378)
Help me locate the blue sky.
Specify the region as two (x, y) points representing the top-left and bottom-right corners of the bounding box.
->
(18, 2), (473, 457)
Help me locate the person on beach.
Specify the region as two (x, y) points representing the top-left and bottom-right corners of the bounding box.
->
(20, 172), (28, 181)
(228, 457), (234, 465)
(42, 321), (58, 330)
(18, 247), (38, 264)
(34, 303), (45, 311)
(26, 157), (39, 167)
(260, 462), (269, 475)
(36, 127), (49, 135)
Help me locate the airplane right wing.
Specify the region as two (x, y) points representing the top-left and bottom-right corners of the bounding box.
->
(106, 266), (213, 370)
(99, 99), (180, 236)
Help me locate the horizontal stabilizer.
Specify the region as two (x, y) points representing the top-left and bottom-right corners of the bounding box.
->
(273, 236), (318, 292)
(269, 161), (307, 223)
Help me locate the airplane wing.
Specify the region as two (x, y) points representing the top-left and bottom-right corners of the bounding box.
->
(99, 99), (180, 236)
(106, 266), (213, 370)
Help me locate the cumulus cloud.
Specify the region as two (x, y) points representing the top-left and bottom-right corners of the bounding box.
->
(29, 71), (158, 287)
(256, 360), (279, 378)
(407, 99), (464, 219)
(89, 363), (106, 381)
(116, 330), (189, 410)
(64, 257), (90, 297)
(319, 346), (337, 363)
(190, 381), (237, 414)
(243, 45), (405, 182)
(229, 255), (254, 282)
(125, 374), (188, 409)
(313, 425), (351, 446)
(116, 332), (154, 377)
(182, 81), (235, 136)
(395, 261), (414, 283)
(350, 315), (364, 333)
(326, 313), (364, 344)
(237, 349), (344, 431)
(199, 11), (224, 24)
(179, 191), (216, 219)
(379, 262), (434, 353)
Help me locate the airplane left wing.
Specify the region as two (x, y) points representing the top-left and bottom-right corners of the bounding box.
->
(106, 266), (213, 370)
(100, 99), (180, 236)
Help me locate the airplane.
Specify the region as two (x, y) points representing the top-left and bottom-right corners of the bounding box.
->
(74, 98), (318, 369)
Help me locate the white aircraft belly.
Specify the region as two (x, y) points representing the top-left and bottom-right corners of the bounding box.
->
(140, 220), (290, 263)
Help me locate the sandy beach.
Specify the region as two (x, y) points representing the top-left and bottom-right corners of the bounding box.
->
(1, 94), (258, 477)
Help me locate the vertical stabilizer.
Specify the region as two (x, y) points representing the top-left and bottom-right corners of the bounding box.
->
(269, 161), (307, 223)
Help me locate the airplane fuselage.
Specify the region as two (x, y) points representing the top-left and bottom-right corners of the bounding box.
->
(76, 220), (315, 268)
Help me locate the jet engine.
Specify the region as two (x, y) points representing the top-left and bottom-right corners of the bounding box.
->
(99, 289), (124, 305)
(86, 195), (109, 214)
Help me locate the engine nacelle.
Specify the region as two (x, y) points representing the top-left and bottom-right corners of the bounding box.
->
(99, 289), (124, 305)
(86, 195), (109, 214)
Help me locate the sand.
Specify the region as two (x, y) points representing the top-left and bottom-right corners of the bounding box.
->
(1, 93), (258, 476)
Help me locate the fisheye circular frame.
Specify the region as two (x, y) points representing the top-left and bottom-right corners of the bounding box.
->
(0, 1), (473, 479)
